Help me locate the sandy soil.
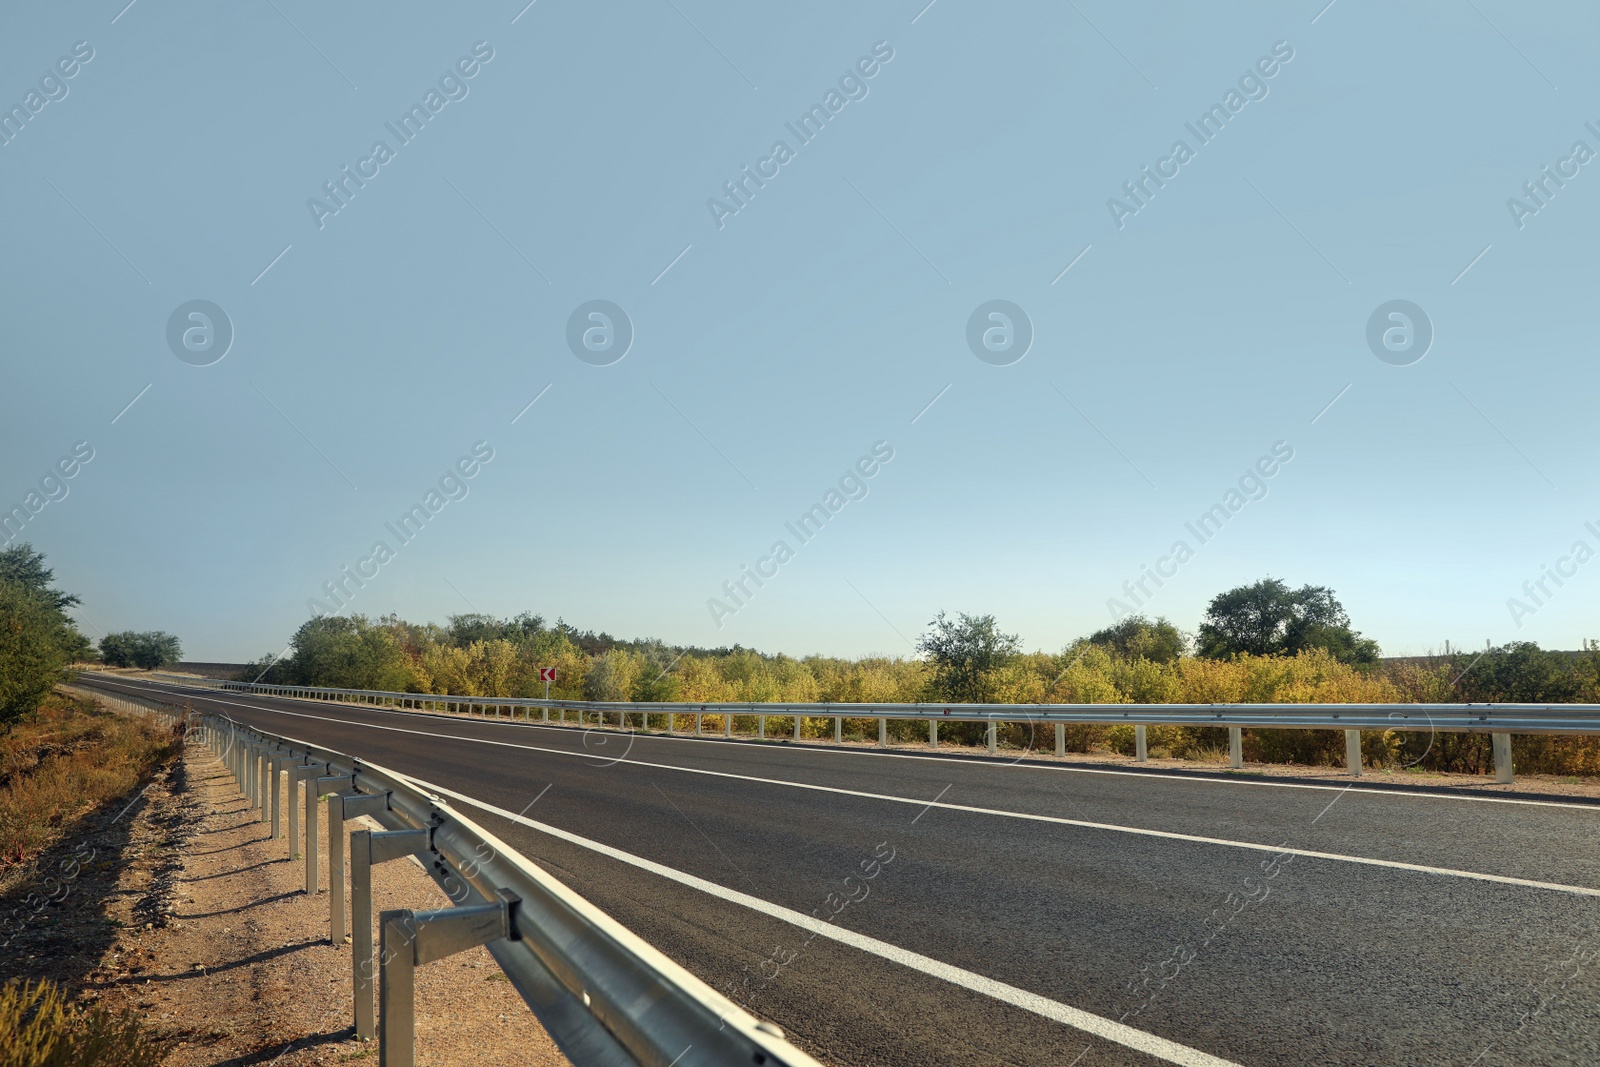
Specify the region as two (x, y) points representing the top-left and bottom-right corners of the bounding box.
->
(1, 736), (568, 1067)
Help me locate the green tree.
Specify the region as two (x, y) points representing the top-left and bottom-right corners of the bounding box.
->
(1086, 615), (1186, 664)
(0, 584), (74, 729)
(0, 545), (88, 728)
(631, 640), (683, 701)
(1197, 578), (1379, 666)
(584, 647), (640, 701)
(0, 544), (80, 612)
(915, 611), (1022, 703)
(279, 615), (411, 690)
(238, 652), (285, 684)
(446, 613), (507, 647)
(1450, 641), (1583, 703)
(98, 631), (182, 669)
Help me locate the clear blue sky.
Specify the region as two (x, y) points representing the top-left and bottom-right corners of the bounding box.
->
(3, 1), (1596, 662)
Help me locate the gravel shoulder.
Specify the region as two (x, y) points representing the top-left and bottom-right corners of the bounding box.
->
(5, 733), (568, 1066)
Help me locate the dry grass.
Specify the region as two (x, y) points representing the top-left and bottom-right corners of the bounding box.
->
(0, 692), (177, 875)
(0, 978), (169, 1067)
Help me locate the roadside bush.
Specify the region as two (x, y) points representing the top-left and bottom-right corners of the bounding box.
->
(0, 978), (168, 1067)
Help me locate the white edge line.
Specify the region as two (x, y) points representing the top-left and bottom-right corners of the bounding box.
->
(401, 775), (1246, 1067)
(113, 677), (1600, 813)
(100, 679), (1600, 892)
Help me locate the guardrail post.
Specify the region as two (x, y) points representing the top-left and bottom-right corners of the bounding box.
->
(929, 720), (937, 748)
(879, 718), (888, 749)
(1493, 732), (1514, 784)
(758, 715), (766, 739)
(793, 713), (802, 742)
(307, 776), (336, 894)
(1135, 725), (1148, 762)
(1055, 722), (1065, 757)
(290, 763), (323, 862)
(1228, 727), (1243, 768)
(725, 713), (733, 738)
(258, 749), (273, 825)
(695, 713), (703, 736)
(270, 755), (298, 838)
(328, 791), (392, 945)
(835, 716), (843, 743)
(287, 759), (304, 856)
(985, 719), (996, 755)
(352, 828), (429, 1039)
(380, 890), (518, 1067)
(1345, 729), (1362, 777)
(311, 775), (350, 901)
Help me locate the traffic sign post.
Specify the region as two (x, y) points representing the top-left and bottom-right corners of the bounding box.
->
(539, 667), (555, 721)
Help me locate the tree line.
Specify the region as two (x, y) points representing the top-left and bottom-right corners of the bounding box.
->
(246, 578), (1600, 775)
(0, 544), (181, 730)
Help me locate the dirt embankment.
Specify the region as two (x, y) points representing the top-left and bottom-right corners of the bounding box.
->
(2, 724), (567, 1066)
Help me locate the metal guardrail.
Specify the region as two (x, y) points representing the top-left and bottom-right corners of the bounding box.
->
(143, 670), (1600, 783)
(150, 672), (1600, 732)
(76, 674), (825, 1067)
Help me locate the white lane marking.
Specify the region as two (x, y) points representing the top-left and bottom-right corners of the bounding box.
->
(118, 678), (1600, 812)
(101, 679), (1600, 898)
(400, 774), (1245, 1067)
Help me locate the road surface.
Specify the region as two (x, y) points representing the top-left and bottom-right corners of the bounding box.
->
(80, 674), (1600, 1067)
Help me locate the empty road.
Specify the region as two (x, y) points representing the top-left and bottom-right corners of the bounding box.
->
(81, 674), (1600, 1067)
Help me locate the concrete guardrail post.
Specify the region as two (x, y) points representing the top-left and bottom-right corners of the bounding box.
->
(929, 720), (937, 748)
(1135, 725), (1148, 762)
(985, 718), (996, 755)
(879, 718), (888, 749)
(1055, 722), (1065, 757)
(1345, 729), (1362, 777)
(1228, 727), (1243, 768)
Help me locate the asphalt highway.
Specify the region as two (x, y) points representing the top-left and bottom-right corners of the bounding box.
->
(81, 675), (1600, 1067)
